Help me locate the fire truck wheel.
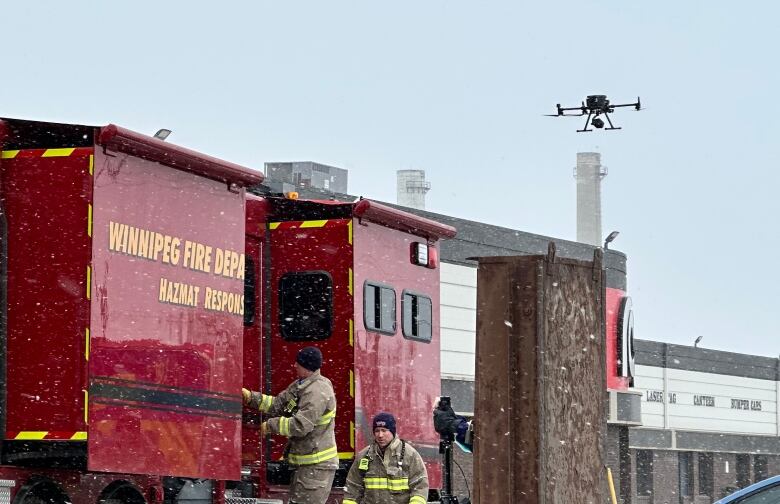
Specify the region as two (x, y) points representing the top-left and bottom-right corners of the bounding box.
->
(13, 477), (69, 504)
(98, 482), (146, 504)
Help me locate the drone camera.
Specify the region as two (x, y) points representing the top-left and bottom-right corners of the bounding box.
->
(591, 117), (605, 129)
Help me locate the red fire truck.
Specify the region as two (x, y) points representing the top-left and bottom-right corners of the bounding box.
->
(0, 117), (455, 504)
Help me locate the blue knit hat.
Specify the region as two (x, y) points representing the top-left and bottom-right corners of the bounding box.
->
(296, 346), (322, 372)
(372, 412), (397, 436)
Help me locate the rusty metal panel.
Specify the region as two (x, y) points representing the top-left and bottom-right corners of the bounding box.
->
(474, 248), (607, 504)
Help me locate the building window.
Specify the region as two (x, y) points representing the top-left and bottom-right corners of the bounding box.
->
(402, 291), (433, 343)
(279, 271), (333, 341)
(679, 452), (694, 499)
(636, 450), (653, 497)
(364, 282), (396, 335)
(698, 452), (714, 497)
(736, 454), (751, 489)
(754, 455), (768, 483)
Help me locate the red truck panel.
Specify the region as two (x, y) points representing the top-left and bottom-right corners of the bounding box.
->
(352, 220), (443, 488)
(88, 148), (246, 479)
(267, 217), (354, 463)
(1, 148), (93, 439)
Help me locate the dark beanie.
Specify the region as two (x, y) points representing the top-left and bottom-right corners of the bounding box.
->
(372, 412), (397, 436)
(296, 346), (322, 372)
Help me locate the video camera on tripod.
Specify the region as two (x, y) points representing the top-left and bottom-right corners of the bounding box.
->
(433, 397), (472, 504)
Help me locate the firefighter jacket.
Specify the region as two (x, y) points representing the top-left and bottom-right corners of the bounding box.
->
(248, 370), (338, 469)
(342, 437), (428, 504)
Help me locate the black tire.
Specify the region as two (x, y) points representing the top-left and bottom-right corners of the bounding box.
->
(13, 478), (69, 504)
(98, 482), (145, 504)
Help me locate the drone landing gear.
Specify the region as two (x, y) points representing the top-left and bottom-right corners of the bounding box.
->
(603, 112), (622, 131)
(578, 111), (622, 132)
(577, 111), (594, 133)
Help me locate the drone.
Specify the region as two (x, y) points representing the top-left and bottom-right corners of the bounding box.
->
(547, 95), (641, 132)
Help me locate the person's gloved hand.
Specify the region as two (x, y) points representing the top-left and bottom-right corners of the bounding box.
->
(261, 421), (268, 437)
(242, 388), (251, 405)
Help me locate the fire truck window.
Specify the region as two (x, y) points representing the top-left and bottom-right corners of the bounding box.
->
(402, 291), (432, 343)
(279, 272), (333, 341)
(244, 256), (256, 327)
(364, 282), (396, 335)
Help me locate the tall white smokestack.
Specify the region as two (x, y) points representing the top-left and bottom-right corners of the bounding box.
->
(397, 170), (431, 209)
(575, 152), (607, 246)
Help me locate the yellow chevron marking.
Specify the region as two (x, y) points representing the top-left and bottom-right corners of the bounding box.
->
(350, 421), (355, 448)
(349, 319), (354, 347)
(269, 222), (281, 230)
(42, 148), (75, 157)
(15, 432), (48, 440)
(300, 220), (328, 228)
(89, 154), (94, 175)
(87, 204), (93, 237)
(348, 268), (353, 296)
(349, 370), (354, 398)
(85, 327), (90, 361)
(348, 219), (353, 245)
(1, 150), (19, 159)
(86, 266), (91, 300)
(71, 431), (87, 441)
(338, 451), (354, 460)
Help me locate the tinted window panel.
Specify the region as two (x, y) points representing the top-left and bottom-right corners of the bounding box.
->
(279, 271), (332, 341)
(364, 282), (396, 335)
(402, 291), (432, 343)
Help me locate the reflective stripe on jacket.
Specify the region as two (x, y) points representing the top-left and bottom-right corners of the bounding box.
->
(342, 437), (428, 504)
(248, 370), (338, 469)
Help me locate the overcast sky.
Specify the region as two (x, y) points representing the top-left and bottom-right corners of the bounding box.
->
(3, 1), (778, 357)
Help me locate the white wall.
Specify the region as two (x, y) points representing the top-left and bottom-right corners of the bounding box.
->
(440, 262), (476, 380)
(634, 364), (779, 436)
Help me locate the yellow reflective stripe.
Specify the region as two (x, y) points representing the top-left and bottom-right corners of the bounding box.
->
(89, 154), (94, 175)
(42, 148), (75, 157)
(364, 478), (388, 490)
(87, 203), (93, 237)
(343, 500), (358, 504)
(338, 451), (354, 460)
(350, 421), (355, 448)
(318, 409), (336, 425)
(349, 318), (354, 346)
(85, 327), (90, 361)
(83, 388), (89, 423)
(259, 394), (273, 412)
(348, 219), (353, 245)
(70, 431), (87, 441)
(1, 150), (19, 159)
(287, 445), (338, 465)
(300, 220), (328, 228)
(388, 478), (409, 490)
(364, 477), (410, 491)
(410, 496), (426, 504)
(269, 222), (281, 230)
(348, 268), (353, 296)
(15, 432), (48, 440)
(86, 266), (91, 299)
(279, 417), (290, 436)
(349, 370), (354, 398)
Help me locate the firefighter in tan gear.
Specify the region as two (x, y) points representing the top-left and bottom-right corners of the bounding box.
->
(342, 412), (428, 504)
(242, 346), (337, 504)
